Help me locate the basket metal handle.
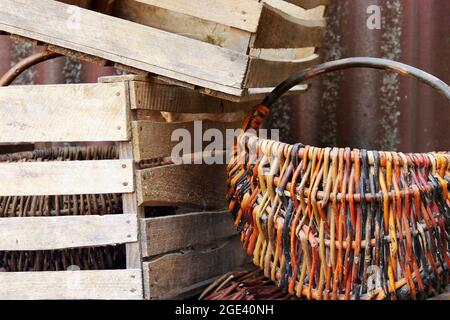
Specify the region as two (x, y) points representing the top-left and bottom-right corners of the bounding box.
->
(262, 57), (450, 107)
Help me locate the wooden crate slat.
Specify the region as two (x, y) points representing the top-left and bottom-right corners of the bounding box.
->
(0, 0), (248, 95)
(136, 163), (227, 209)
(283, 0), (330, 10)
(131, 120), (241, 161)
(0, 269), (143, 300)
(0, 83), (128, 143)
(0, 160), (134, 196)
(134, 0), (263, 32)
(262, 0), (327, 17)
(141, 210), (237, 257)
(0, 214), (137, 251)
(245, 53), (319, 88)
(143, 236), (249, 299)
(112, 0), (251, 53)
(253, 3), (325, 49)
(129, 80), (255, 113)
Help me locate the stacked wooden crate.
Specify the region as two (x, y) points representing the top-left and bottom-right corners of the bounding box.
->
(0, 75), (252, 299)
(0, 0), (327, 299)
(100, 74), (253, 299)
(0, 0), (327, 99)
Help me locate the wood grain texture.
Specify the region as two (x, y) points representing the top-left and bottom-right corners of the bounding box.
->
(245, 53), (319, 87)
(0, 0), (248, 94)
(253, 4), (325, 48)
(0, 269), (143, 300)
(136, 163), (227, 209)
(118, 141), (144, 273)
(0, 160), (134, 196)
(283, 0), (330, 10)
(129, 80), (255, 113)
(112, 0), (251, 53)
(262, 0), (326, 19)
(134, 0), (263, 32)
(0, 83), (128, 143)
(141, 210), (237, 257)
(0, 214), (137, 251)
(143, 236), (249, 299)
(131, 120), (241, 161)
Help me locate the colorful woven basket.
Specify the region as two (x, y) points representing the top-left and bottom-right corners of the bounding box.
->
(226, 57), (450, 300)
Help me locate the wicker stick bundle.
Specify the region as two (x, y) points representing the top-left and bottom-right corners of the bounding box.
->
(0, 145), (125, 272)
(226, 58), (450, 300)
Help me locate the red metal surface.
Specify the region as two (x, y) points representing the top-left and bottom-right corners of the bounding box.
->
(281, 0), (450, 153)
(0, 51), (61, 86)
(0, 35), (118, 85)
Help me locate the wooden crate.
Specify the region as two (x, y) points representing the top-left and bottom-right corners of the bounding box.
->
(0, 0), (327, 100)
(0, 74), (251, 299)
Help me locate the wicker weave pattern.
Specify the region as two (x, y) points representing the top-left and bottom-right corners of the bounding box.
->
(227, 117), (449, 299)
(227, 59), (450, 300)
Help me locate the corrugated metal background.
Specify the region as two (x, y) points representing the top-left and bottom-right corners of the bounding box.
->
(0, 0), (449, 153)
(273, 0), (449, 153)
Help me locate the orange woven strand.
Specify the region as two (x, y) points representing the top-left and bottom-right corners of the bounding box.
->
(227, 129), (450, 300)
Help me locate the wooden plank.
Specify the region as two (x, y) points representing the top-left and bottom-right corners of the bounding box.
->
(284, 0), (330, 10)
(245, 53), (319, 87)
(141, 210), (237, 257)
(0, 269), (143, 300)
(143, 236), (249, 299)
(135, 0), (263, 32)
(253, 3), (325, 48)
(112, 0), (251, 53)
(118, 140), (144, 272)
(130, 80), (256, 113)
(0, 83), (128, 143)
(0, 0), (249, 94)
(131, 120), (241, 161)
(136, 163), (227, 209)
(262, 0), (326, 19)
(0, 160), (134, 196)
(0, 214), (137, 251)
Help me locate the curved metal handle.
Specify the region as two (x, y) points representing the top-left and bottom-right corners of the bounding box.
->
(262, 57), (450, 107)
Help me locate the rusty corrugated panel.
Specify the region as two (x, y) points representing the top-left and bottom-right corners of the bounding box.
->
(0, 36), (117, 86)
(275, 0), (449, 153)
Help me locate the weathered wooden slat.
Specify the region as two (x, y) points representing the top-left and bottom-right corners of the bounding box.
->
(263, 0), (327, 17)
(0, 83), (128, 143)
(134, 0), (263, 32)
(131, 120), (241, 161)
(136, 163), (227, 209)
(0, 269), (143, 300)
(0, 160), (134, 196)
(112, 0), (251, 53)
(143, 236), (249, 299)
(245, 53), (319, 87)
(118, 140), (145, 273)
(129, 80), (255, 113)
(141, 210), (237, 257)
(253, 3), (325, 48)
(0, 214), (137, 251)
(0, 0), (248, 95)
(283, 0), (330, 10)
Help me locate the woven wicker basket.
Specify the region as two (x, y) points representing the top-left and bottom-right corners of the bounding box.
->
(227, 57), (450, 300)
